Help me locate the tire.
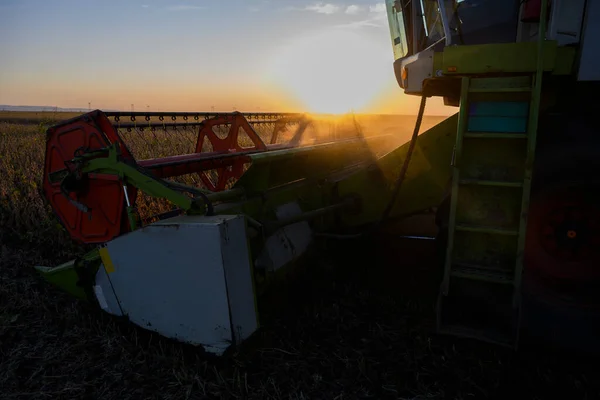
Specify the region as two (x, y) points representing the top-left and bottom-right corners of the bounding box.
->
(520, 144), (600, 354)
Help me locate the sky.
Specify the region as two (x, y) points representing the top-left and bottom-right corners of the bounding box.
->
(0, 0), (450, 115)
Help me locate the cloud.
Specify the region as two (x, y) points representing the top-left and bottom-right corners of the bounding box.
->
(141, 4), (149, 8)
(290, 2), (385, 18)
(166, 5), (205, 11)
(339, 19), (385, 29)
(345, 5), (362, 14)
(305, 3), (341, 14)
(369, 3), (386, 13)
(332, 3), (389, 30)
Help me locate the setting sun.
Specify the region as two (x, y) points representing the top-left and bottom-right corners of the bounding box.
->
(266, 28), (392, 114)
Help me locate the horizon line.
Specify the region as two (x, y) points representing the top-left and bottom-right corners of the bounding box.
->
(0, 106), (452, 117)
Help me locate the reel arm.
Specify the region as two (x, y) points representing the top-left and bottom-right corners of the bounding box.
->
(60, 143), (213, 228)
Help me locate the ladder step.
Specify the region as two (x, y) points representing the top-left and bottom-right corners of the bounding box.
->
(469, 87), (531, 93)
(459, 179), (523, 188)
(468, 76), (532, 94)
(455, 224), (519, 236)
(438, 324), (514, 347)
(451, 263), (514, 284)
(464, 132), (527, 139)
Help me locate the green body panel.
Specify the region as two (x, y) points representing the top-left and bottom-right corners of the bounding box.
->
(34, 260), (87, 299)
(236, 136), (391, 195)
(35, 247), (101, 300)
(552, 46), (578, 75)
(232, 135), (395, 225)
(336, 114), (457, 226)
(439, 41), (573, 75)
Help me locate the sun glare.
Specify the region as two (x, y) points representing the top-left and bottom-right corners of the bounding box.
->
(267, 29), (392, 114)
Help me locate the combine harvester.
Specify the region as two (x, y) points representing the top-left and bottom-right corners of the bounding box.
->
(38, 0), (600, 355)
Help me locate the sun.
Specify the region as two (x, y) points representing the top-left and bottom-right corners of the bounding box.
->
(266, 28), (392, 114)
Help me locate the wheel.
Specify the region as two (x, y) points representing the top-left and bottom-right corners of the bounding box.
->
(520, 144), (600, 354)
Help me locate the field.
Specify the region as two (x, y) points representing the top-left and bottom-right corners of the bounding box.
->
(0, 111), (84, 125)
(1, 111), (599, 399)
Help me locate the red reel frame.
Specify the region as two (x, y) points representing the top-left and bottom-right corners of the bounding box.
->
(43, 111), (137, 244)
(43, 111), (275, 244)
(195, 113), (267, 191)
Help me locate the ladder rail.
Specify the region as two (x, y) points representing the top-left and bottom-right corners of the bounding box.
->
(441, 77), (470, 296)
(513, 0), (549, 306)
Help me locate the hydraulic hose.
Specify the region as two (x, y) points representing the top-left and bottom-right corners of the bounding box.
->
(381, 94), (427, 221)
(315, 95), (428, 239)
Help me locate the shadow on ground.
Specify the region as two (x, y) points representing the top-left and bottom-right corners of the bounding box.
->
(2, 229), (600, 399)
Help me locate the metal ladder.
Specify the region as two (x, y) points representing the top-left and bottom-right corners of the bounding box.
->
(437, 2), (548, 349)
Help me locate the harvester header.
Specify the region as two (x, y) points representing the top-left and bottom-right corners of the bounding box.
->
(42, 110), (312, 244)
(36, 108), (415, 354)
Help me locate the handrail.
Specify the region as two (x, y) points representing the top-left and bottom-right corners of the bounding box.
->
(437, 0), (452, 46)
(513, 0), (549, 306)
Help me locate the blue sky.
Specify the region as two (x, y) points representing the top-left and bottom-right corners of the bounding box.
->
(0, 0), (449, 114)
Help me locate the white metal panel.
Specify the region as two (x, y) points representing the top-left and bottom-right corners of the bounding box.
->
(402, 48), (435, 94)
(97, 214), (256, 355)
(255, 202), (312, 272)
(578, 0), (600, 81)
(274, 202), (312, 265)
(548, 0), (586, 45)
(219, 216), (259, 344)
(94, 264), (122, 316)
